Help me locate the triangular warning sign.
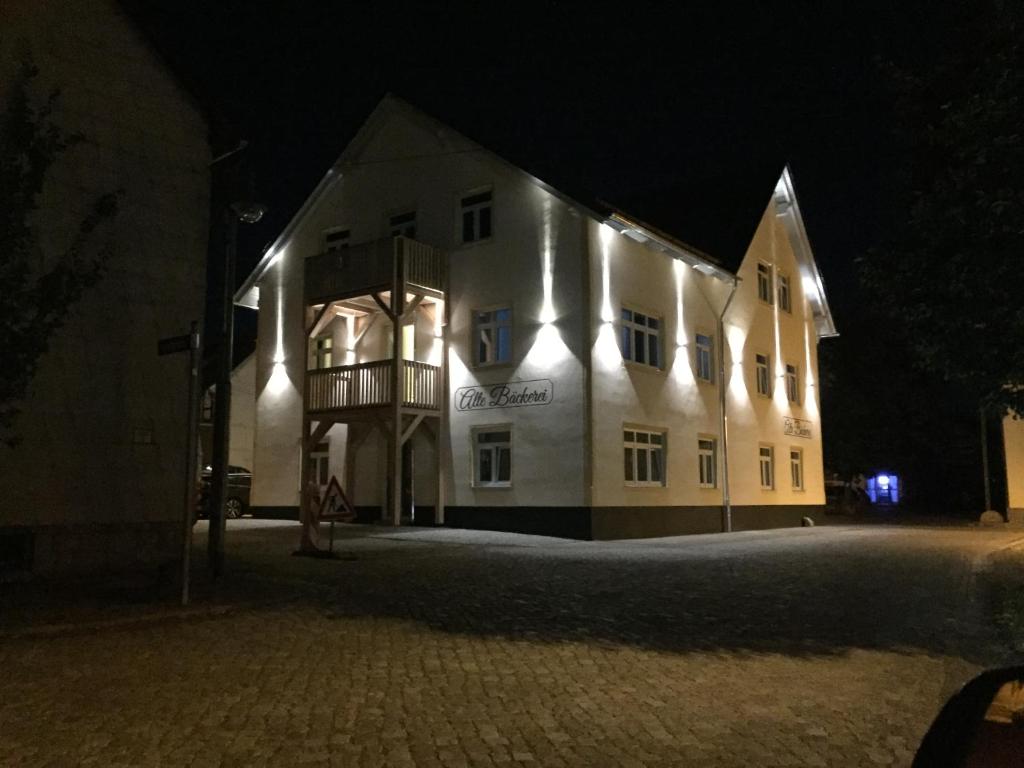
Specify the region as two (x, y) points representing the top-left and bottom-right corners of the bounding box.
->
(318, 475), (355, 522)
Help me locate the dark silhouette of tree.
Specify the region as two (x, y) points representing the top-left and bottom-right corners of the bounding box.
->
(0, 57), (119, 446)
(861, 1), (1024, 417)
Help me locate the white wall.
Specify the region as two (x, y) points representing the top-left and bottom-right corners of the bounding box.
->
(1003, 415), (1024, 513)
(725, 208), (825, 507)
(588, 201), (826, 510)
(251, 101), (588, 510)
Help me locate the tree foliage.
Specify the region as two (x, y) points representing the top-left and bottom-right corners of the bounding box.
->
(860, 2), (1024, 415)
(0, 57), (119, 446)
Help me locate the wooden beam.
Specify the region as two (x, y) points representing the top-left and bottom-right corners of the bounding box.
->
(306, 301), (336, 339)
(400, 413), (424, 446)
(352, 312), (381, 349)
(306, 418), (334, 451)
(400, 293), (424, 321)
(372, 292), (395, 319)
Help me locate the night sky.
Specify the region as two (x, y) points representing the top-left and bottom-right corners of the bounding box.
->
(123, 1), (988, 504)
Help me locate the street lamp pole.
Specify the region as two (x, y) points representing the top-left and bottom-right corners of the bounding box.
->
(207, 140), (264, 579)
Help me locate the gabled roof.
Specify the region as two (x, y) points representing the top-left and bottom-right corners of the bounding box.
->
(236, 94), (836, 337)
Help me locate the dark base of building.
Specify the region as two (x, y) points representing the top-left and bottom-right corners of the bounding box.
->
(249, 504), (825, 541)
(1, 521), (181, 579)
(429, 504), (823, 540)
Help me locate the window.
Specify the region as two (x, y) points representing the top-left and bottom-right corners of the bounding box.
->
(777, 273), (792, 312)
(312, 335), (333, 369)
(309, 442), (329, 488)
(323, 227), (350, 252)
(389, 211), (416, 239)
(620, 308), (661, 368)
(757, 262), (773, 305)
(785, 363), (799, 403)
(755, 353), (771, 397)
(474, 429), (511, 486)
(759, 445), (775, 490)
(695, 333), (715, 383)
(473, 308), (512, 365)
(461, 189), (492, 243)
(624, 429), (666, 487)
(790, 448), (804, 490)
(698, 438), (717, 489)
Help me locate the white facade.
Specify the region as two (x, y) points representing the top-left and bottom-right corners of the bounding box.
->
(240, 96), (835, 539)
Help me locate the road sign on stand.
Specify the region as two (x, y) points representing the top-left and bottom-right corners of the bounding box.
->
(317, 475), (355, 553)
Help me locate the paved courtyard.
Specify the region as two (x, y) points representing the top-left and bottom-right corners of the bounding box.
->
(2, 522), (1024, 767)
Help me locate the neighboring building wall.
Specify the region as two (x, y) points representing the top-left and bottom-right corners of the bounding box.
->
(228, 355), (257, 471)
(0, 0), (209, 574)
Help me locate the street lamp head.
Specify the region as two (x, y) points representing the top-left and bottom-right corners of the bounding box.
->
(233, 203), (267, 224)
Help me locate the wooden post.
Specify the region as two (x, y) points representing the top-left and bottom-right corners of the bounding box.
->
(391, 238), (405, 527)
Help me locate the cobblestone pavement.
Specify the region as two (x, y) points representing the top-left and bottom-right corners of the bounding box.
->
(3, 523), (1024, 767)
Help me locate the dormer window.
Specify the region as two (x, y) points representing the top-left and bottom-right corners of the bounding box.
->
(461, 189), (492, 243)
(389, 211), (416, 239)
(323, 227), (350, 253)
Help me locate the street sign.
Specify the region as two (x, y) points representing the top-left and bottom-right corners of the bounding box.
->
(318, 476), (355, 522)
(158, 334), (192, 356)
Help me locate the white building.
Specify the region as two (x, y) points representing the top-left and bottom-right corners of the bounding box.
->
(236, 95), (836, 539)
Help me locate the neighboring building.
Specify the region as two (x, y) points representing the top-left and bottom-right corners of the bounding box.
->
(235, 95), (836, 540)
(0, 1), (209, 574)
(199, 354), (257, 473)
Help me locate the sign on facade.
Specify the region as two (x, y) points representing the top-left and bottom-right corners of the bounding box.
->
(455, 379), (554, 412)
(784, 416), (813, 439)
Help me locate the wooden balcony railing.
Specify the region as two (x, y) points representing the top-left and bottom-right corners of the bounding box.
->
(306, 359), (442, 413)
(305, 236), (445, 305)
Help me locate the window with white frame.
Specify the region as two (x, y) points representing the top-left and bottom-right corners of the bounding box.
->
(757, 262), (773, 305)
(755, 353), (771, 396)
(389, 211), (416, 239)
(790, 448), (804, 490)
(759, 445), (775, 490)
(777, 273), (792, 312)
(323, 227), (350, 252)
(695, 333), (715, 383)
(698, 437), (717, 489)
(473, 308), (512, 365)
(312, 335), (333, 369)
(785, 363), (799, 403)
(474, 429), (511, 486)
(621, 308), (661, 368)
(461, 189), (492, 243)
(309, 442), (330, 488)
(624, 429), (666, 487)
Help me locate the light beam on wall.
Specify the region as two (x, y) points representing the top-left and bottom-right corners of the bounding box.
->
(727, 324), (749, 404)
(539, 197), (557, 324)
(599, 223), (615, 323)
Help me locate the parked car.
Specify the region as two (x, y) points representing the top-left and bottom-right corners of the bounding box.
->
(198, 465), (252, 519)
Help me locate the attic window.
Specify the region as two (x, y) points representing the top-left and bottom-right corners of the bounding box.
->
(324, 228), (350, 253)
(757, 262), (773, 305)
(461, 189), (492, 243)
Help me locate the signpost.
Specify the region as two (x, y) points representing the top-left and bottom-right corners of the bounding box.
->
(158, 323), (203, 605)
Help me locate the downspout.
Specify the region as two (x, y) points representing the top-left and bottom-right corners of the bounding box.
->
(717, 280), (740, 533)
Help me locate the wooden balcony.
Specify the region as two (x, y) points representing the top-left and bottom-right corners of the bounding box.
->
(305, 236), (445, 305)
(306, 359), (442, 414)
